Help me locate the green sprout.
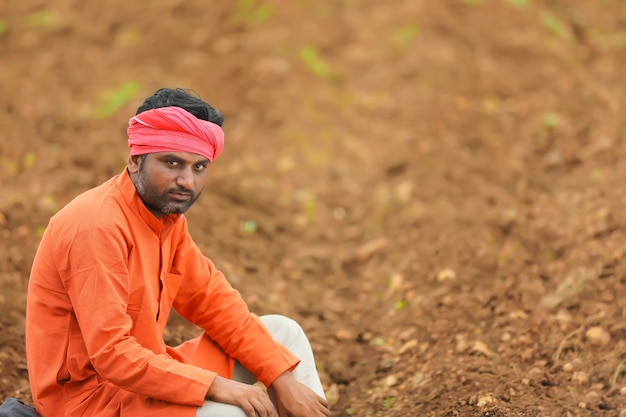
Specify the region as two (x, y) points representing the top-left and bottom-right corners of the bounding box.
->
(240, 220), (257, 233)
(393, 24), (419, 51)
(94, 81), (139, 119)
(23, 151), (36, 169)
(299, 46), (339, 80)
(542, 113), (560, 130)
(590, 167), (603, 180)
(369, 337), (386, 346)
(382, 396), (395, 409)
(503, 0), (529, 7)
(23, 9), (59, 29)
(236, 0), (274, 23)
(541, 12), (570, 40)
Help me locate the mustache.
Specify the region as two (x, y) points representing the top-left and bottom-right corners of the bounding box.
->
(168, 187), (193, 196)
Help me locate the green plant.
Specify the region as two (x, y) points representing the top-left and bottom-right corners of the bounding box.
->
(382, 396), (395, 409)
(542, 113), (560, 130)
(240, 220), (257, 233)
(94, 81), (139, 119)
(236, 0), (274, 23)
(590, 167), (603, 180)
(23, 9), (58, 29)
(393, 24), (419, 51)
(23, 151), (36, 169)
(298, 46), (338, 80)
(503, 0), (529, 7)
(541, 12), (570, 40)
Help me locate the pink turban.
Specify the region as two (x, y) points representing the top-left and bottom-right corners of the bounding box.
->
(127, 106), (224, 161)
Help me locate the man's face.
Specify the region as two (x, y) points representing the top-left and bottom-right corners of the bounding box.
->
(128, 152), (210, 217)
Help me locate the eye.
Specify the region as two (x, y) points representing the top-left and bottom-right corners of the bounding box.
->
(166, 159), (179, 166)
(194, 163), (207, 171)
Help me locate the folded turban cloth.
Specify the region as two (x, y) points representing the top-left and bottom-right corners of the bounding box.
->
(127, 106), (224, 161)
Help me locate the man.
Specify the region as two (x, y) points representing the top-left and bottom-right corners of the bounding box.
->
(25, 88), (331, 417)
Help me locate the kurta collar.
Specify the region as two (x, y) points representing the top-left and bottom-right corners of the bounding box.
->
(116, 170), (181, 233)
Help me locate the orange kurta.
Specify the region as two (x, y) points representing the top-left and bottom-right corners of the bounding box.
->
(25, 171), (299, 417)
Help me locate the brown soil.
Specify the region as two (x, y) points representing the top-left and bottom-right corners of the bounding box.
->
(3, 1), (626, 416)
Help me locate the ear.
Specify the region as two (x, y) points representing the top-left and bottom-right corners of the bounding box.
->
(127, 154), (143, 174)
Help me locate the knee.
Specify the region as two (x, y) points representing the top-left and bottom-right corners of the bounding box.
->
(260, 314), (304, 346)
(197, 401), (248, 417)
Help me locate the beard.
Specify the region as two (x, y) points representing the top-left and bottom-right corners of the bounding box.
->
(133, 169), (201, 215)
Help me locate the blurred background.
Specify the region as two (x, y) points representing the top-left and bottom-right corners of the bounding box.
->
(2, 0), (626, 415)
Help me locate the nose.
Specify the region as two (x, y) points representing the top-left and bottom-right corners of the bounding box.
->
(176, 167), (194, 190)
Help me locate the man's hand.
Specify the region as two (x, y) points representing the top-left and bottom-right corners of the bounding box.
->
(270, 371), (331, 417)
(206, 375), (276, 417)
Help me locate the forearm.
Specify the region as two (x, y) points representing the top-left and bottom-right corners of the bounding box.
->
(92, 340), (215, 405)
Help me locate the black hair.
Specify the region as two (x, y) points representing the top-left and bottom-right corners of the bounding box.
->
(135, 88), (224, 126)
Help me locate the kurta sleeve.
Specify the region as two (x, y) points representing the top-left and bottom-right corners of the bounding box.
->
(58, 221), (213, 406)
(171, 222), (300, 388)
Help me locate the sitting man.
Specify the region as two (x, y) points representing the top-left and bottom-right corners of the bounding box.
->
(25, 87), (331, 417)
